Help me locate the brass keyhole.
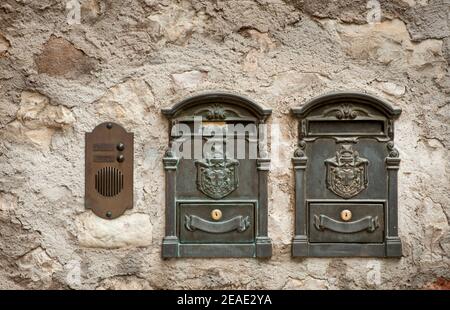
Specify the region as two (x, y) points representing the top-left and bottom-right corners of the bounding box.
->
(340, 209), (352, 221)
(211, 209), (222, 221)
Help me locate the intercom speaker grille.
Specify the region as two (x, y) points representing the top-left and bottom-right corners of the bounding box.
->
(95, 167), (124, 197)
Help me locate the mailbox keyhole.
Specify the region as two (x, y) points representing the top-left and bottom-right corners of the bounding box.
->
(340, 209), (352, 221)
(211, 209), (223, 221)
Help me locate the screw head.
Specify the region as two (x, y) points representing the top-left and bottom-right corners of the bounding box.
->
(106, 123), (113, 129)
(117, 143), (125, 151)
(106, 211), (112, 218)
(117, 154), (125, 163)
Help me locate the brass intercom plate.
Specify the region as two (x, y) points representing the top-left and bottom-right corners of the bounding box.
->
(85, 122), (133, 219)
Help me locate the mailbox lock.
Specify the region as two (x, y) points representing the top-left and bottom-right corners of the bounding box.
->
(117, 154), (125, 163)
(117, 143), (125, 151)
(211, 209), (223, 221)
(340, 209), (352, 221)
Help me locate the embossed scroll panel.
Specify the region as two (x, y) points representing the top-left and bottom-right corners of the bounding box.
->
(291, 92), (402, 257)
(161, 92), (272, 258)
(85, 122), (134, 219)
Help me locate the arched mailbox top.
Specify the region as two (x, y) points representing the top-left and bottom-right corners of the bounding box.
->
(161, 92), (272, 122)
(291, 91), (402, 119)
(291, 92), (402, 140)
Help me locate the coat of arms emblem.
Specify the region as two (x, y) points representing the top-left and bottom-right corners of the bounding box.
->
(325, 144), (369, 199)
(195, 145), (239, 199)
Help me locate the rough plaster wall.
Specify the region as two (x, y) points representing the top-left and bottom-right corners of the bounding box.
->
(0, 0), (449, 289)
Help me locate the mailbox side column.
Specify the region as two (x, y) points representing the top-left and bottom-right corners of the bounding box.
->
(162, 148), (180, 258)
(292, 142), (308, 257)
(386, 143), (402, 257)
(256, 156), (272, 258)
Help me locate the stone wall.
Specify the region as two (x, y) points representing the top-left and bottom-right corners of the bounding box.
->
(0, 0), (449, 289)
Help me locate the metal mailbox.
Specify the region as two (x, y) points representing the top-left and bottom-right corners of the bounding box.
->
(291, 92), (402, 257)
(161, 92), (272, 258)
(85, 122), (133, 219)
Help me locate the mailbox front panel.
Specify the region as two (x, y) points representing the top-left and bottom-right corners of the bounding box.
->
(291, 92), (402, 257)
(307, 139), (387, 200)
(178, 203), (255, 243)
(161, 92), (272, 258)
(308, 202), (384, 243)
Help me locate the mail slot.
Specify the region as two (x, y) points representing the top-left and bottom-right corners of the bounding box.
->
(178, 203), (255, 244)
(85, 122), (134, 219)
(292, 92), (402, 257)
(161, 92), (272, 258)
(309, 203), (384, 243)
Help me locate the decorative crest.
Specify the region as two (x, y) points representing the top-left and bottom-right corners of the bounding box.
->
(195, 143), (239, 199)
(325, 144), (369, 199)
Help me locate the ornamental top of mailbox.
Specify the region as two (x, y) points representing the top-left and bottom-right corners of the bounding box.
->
(292, 91), (402, 118)
(291, 91), (402, 143)
(161, 91), (272, 122)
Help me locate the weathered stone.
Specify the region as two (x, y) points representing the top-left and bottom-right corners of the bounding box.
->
(81, 0), (105, 23)
(426, 138), (445, 149)
(283, 276), (328, 289)
(147, 1), (206, 45)
(77, 213), (153, 249)
(35, 36), (97, 79)
(16, 247), (62, 288)
(171, 70), (207, 89)
(4, 91), (75, 148)
(285, 0), (411, 24)
(240, 29), (278, 72)
(422, 277), (450, 290)
(404, 0), (450, 41)
(97, 276), (152, 290)
(442, 37), (450, 63)
(440, 233), (450, 254)
(0, 192), (17, 221)
(434, 71), (450, 94)
(191, 0), (300, 40)
(420, 197), (449, 258)
(94, 79), (155, 125)
(17, 91), (75, 129)
(24, 127), (56, 148)
(0, 0), (449, 290)
(374, 81), (406, 97)
(267, 71), (324, 96)
(242, 50), (260, 72)
(0, 33), (9, 56)
(0, 219), (42, 261)
(239, 29), (277, 52)
(334, 19), (446, 76)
